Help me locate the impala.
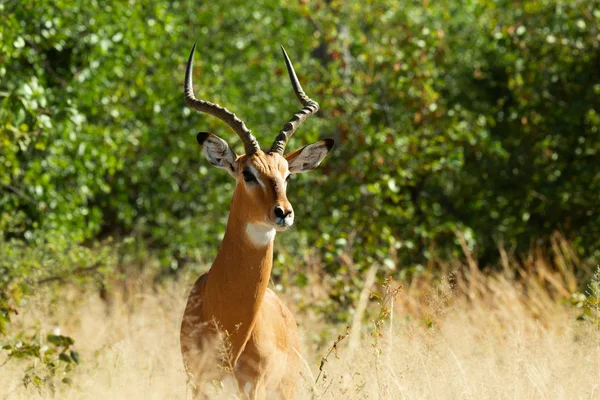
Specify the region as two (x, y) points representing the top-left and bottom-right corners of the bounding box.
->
(180, 44), (334, 399)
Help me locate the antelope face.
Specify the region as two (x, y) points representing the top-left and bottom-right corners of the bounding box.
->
(237, 151), (294, 231)
(197, 132), (334, 232)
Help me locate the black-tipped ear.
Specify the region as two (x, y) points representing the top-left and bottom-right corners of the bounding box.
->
(197, 133), (238, 178)
(323, 138), (335, 151)
(196, 131), (211, 146)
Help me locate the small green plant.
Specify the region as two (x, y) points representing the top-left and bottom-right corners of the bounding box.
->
(0, 233), (113, 392)
(0, 295), (18, 336)
(369, 277), (402, 354)
(569, 267), (600, 327)
(1, 331), (79, 393)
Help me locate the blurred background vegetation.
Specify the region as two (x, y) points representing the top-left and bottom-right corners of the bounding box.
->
(1, 0), (599, 386)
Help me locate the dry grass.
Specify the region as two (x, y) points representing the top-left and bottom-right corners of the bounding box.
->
(1, 251), (600, 399)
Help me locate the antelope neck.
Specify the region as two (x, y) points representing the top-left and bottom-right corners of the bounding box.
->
(202, 194), (275, 362)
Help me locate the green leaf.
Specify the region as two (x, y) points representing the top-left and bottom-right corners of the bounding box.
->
(70, 350), (80, 364)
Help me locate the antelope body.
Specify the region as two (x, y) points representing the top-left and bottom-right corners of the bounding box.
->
(180, 44), (333, 399)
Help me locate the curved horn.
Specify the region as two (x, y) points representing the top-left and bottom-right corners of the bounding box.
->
(270, 46), (320, 155)
(185, 43), (260, 154)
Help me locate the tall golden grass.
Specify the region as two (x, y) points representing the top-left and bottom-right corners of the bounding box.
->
(2, 237), (599, 399)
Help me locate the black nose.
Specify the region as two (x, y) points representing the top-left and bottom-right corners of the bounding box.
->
(274, 206), (292, 219)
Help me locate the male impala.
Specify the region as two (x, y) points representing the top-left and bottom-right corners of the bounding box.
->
(180, 44), (334, 399)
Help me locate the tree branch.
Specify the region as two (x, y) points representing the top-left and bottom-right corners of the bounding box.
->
(35, 263), (102, 285)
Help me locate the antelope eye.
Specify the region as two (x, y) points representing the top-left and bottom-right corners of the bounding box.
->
(243, 170), (257, 183)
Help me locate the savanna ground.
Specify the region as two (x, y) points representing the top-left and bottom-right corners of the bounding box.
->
(2, 241), (599, 400)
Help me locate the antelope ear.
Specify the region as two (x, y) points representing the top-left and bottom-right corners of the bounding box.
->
(285, 139), (334, 174)
(197, 132), (238, 177)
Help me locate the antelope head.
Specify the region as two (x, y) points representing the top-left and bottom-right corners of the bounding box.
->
(184, 44), (334, 237)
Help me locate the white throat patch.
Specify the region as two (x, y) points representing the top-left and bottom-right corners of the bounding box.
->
(245, 223), (276, 247)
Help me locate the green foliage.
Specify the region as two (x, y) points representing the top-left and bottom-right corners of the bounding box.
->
(569, 267), (600, 327)
(0, 231), (115, 302)
(441, 1), (600, 263)
(1, 332), (79, 392)
(0, 232), (115, 390)
(1, 0), (599, 313)
(0, 298), (18, 336)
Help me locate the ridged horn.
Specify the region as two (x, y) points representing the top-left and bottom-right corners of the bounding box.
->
(185, 43), (260, 154)
(270, 46), (320, 154)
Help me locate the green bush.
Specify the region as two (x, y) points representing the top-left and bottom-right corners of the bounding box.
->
(1, 0), (598, 302)
(0, 231), (114, 391)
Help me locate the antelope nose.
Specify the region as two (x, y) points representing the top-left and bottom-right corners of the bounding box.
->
(274, 206), (292, 219)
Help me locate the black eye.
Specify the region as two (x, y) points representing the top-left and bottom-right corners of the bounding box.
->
(243, 171), (257, 183)
(285, 174), (291, 182)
